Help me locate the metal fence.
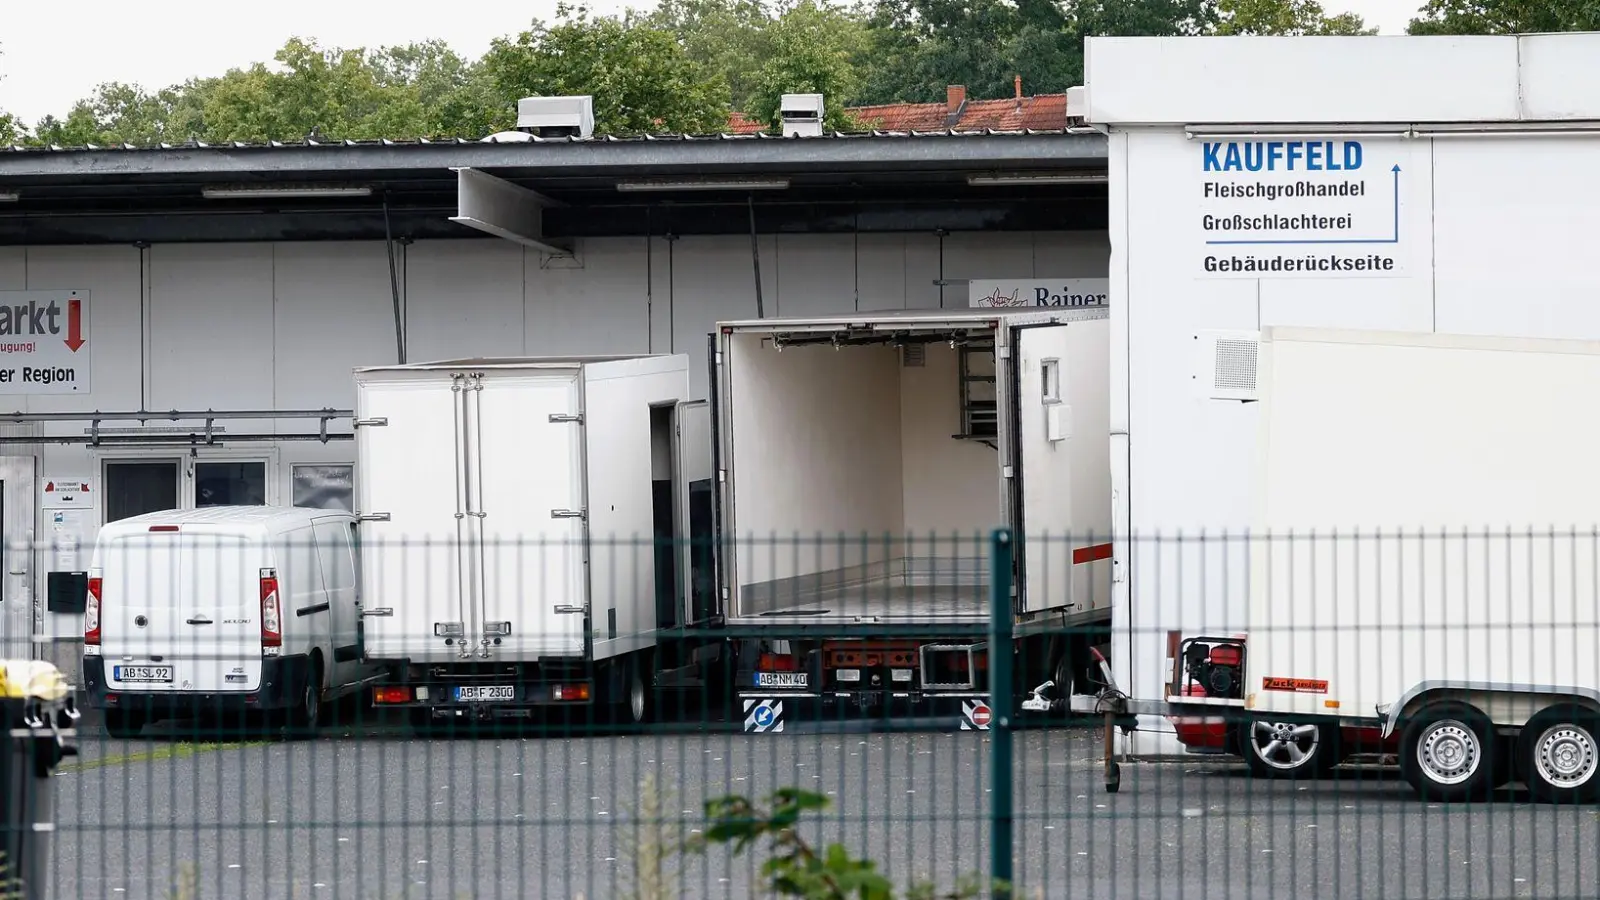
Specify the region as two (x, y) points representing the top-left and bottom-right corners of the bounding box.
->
(11, 529), (1600, 899)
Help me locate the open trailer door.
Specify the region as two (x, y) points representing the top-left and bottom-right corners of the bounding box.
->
(1008, 318), (1113, 615)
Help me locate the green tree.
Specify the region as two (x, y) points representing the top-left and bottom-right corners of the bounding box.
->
(480, 3), (731, 135)
(0, 45), (19, 144)
(747, 0), (872, 131)
(646, 0), (777, 113)
(1407, 0), (1600, 33)
(367, 40), (502, 138)
(1214, 0), (1374, 34)
(857, 0), (1079, 104)
(30, 80), (214, 146)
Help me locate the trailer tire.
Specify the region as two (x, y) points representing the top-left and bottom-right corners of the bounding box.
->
(1239, 718), (1338, 779)
(1517, 704), (1600, 805)
(1399, 702), (1497, 803)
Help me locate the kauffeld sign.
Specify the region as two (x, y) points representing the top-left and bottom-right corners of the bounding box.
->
(969, 279), (1108, 309)
(0, 291), (91, 394)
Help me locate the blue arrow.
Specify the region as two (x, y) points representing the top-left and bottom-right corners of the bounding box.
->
(1206, 164), (1401, 246)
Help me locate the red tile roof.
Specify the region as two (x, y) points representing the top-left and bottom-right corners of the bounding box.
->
(729, 92), (1069, 134)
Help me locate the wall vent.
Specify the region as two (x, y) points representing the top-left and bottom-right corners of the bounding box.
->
(1195, 329), (1260, 401)
(779, 93), (824, 137)
(902, 342), (926, 367)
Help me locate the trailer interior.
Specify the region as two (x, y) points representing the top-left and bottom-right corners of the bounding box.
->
(721, 315), (1011, 625)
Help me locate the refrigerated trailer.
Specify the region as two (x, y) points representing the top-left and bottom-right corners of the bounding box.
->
(1076, 326), (1600, 803)
(710, 308), (1113, 732)
(352, 355), (724, 729)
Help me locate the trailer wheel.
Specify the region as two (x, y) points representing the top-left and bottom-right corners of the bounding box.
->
(1240, 718), (1338, 779)
(1399, 702), (1496, 802)
(1518, 704), (1600, 805)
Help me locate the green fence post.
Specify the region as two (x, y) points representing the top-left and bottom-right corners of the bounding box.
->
(988, 527), (1014, 897)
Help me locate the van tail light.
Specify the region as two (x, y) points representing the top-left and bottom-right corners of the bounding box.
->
(84, 576), (103, 647)
(260, 568), (282, 652)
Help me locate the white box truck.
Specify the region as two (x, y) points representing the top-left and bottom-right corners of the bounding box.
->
(351, 355), (723, 729)
(1076, 325), (1600, 803)
(710, 308), (1113, 732)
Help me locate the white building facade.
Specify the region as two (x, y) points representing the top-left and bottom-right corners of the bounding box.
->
(0, 127), (1112, 668)
(1089, 32), (1600, 754)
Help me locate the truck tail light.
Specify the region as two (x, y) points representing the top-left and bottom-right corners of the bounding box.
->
(84, 576), (103, 646)
(260, 568), (282, 651)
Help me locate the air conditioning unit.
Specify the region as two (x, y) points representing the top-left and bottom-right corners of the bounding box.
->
(1066, 86), (1087, 126)
(516, 95), (595, 139)
(779, 93), (824, 138)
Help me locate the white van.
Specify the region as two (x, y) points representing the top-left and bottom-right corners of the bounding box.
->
(81, 506), (385, 737)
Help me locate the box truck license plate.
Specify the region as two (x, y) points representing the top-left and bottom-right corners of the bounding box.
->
(754, 672), (808, 688)
(454, 685), (515, 702)
(114, 665), (173, 683)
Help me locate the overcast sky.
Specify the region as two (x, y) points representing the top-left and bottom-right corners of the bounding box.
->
(1, 0), (1420, 125)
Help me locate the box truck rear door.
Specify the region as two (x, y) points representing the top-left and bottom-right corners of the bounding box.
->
(468, 371), (588, 659)
(1010, 322), (1112, 614)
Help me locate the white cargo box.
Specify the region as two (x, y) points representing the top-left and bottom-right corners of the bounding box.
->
(353, 354), (697, 665)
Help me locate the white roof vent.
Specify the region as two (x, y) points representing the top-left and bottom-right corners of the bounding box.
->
(515, 95), (594, 139)
(1066, 86), (1087, 126)
(779, 93), (824, 138)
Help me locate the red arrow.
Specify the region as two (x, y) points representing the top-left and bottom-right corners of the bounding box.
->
(64, 298), (84, 352)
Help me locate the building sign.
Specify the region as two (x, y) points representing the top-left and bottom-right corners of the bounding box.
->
(42, 476), (93, 509)
(1197, 137), (1422, 279)
(0, 290), (90, 393)
(970, 279), (1108, 309)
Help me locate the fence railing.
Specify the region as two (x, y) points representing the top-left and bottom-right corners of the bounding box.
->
(4, 528), (1598, 900)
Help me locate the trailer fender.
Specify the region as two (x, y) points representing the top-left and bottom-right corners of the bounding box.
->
(1381, 680), (1600, 739)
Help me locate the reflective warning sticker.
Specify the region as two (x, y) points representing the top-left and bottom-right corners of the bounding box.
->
(1262, 677), (1329, 694)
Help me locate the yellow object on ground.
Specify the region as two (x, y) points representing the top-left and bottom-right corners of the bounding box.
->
(0, 659), (68, 702)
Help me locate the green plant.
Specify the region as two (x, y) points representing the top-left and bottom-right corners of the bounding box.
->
(167, 861), (199, 900)
(620, 772), (688, 900)
(691, 788), (1011, 900)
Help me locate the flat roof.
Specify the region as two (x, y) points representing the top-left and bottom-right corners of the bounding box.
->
(0, 129), (1110, 245)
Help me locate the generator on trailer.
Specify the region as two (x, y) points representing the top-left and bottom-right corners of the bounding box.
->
(352, 355), (723, 730)
(708, 308), (1114, 732)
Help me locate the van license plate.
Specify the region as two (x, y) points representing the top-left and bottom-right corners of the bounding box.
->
(114, 665), (173, 683)
(454, 685), (515, 702)
(755, 672), (808, 689)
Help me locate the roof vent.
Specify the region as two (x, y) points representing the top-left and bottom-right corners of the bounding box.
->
(1066, 86), (1087, 127)
(516, 95), (595, 139)
(779, 93), (824, 138)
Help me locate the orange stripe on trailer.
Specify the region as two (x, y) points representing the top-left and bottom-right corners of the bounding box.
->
(1072, 542), (1114, 565)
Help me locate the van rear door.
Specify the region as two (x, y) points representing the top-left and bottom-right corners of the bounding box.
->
(99, 527), (263, 693)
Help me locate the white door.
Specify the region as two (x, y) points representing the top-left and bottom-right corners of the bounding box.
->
(675, 400), (713, 627)
(312, 518), (363, 686)
(0, 457), (35, 661)
(1011, 323), (1113, 614)
(470, 371), (588, 659)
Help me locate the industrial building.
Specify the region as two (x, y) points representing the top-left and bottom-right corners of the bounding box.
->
(0, 93), (1111, 671)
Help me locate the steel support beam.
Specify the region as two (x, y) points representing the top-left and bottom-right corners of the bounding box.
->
(449, 167), (573, 255)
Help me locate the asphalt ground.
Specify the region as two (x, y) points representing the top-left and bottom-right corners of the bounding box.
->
(35, 711), (1600, 900)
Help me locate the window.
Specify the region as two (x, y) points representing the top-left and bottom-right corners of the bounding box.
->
(104, 460), (180, 522)
(195, 462), (267, 507)
(293, 464), (354, 512)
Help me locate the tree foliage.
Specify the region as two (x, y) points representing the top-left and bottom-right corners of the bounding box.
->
(51, 0), (1600, 147)
(1406, 0), (1600, 34)
(481, 3), (730, 135)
